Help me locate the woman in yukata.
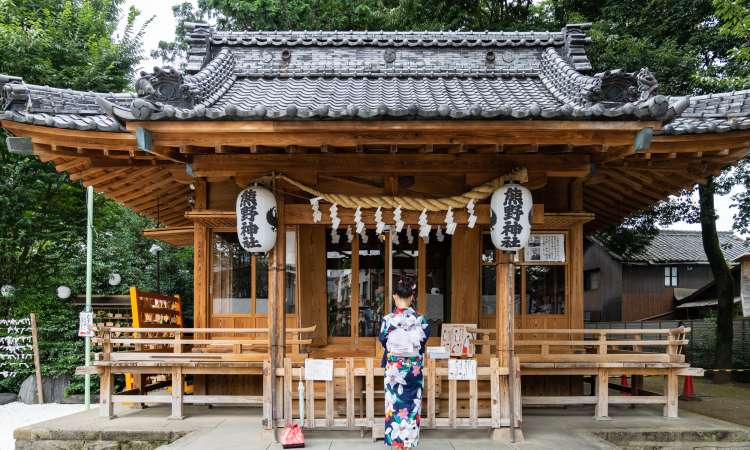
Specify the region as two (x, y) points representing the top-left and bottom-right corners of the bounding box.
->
(379, 279), (430, 448)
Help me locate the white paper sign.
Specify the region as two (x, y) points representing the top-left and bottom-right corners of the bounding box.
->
(448, 359), (477, 380)
(304, 359), (334, 381)
(427, 346), (450, 359)
(526, 233), (565, 262)
(78, 312), (94, 337)
(741, 262), (750, 317)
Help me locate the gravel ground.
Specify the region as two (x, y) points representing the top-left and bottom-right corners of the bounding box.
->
(640, 376), (750, 427)
(0, 402), (89, 450)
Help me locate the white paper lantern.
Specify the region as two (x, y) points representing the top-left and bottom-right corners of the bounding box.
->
(108, 273), (122, 286)
(490, 183), (533, 252)
(236, 186), (277, 253)
(57, 285), (72, 300)
(0, 285), (14, 298)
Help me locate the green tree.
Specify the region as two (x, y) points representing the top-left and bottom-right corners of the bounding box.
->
(0, 0), (194, 392)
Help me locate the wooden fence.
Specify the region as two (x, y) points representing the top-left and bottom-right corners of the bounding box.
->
(265, 356), (519, 436)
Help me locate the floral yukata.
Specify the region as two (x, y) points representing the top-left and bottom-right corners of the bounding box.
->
(379, 307), (430, 448)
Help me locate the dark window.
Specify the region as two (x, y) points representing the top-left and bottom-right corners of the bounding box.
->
(326, 229), (352, 337)
(664, 266), (678, 287)
(584, 269), (600, 291)
(211, 232), (251, 314)
(526, 265), (566, 315)
(358, 229), (385, 337)
(425, 229), (451, 337)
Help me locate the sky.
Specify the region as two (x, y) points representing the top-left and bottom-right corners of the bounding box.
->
(118, 0), (744, 234)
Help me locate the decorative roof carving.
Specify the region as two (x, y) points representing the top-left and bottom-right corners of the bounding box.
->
(588, 68), (659, 105)
(135, 66), (194, 108)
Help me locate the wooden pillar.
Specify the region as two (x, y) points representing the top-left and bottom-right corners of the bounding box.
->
(664, 370), (679, 418)
(269, 190), (287, 425)
(495, 251), (516, 428)
(595, 368), (609, 420)
(192, 221), (209, 396)
(99, 367), (113, 418)
(569, 179), (584, 212)
(170, 367), (184, 420)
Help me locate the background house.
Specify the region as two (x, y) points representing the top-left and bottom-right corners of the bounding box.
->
(584, 230), (746, 321)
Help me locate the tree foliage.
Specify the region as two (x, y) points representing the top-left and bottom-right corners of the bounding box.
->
(0, 1), (192, 392)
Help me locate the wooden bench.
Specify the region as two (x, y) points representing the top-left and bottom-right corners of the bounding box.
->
(473, 327), (702, 419)
(90, 326), (315, 419)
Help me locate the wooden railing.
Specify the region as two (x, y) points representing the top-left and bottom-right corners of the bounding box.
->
(91, 326), (316, 419)
(265, 356), (519, 436)
(94, 326), (316, 362)
(473, 327), (689, 363)
(473, 327), (700, 419)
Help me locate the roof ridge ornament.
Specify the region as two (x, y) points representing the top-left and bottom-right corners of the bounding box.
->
(135, 66), (195, 109)
(588, 67), (659, 105)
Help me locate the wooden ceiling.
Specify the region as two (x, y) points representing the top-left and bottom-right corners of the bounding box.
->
(3, 119), (748, 232)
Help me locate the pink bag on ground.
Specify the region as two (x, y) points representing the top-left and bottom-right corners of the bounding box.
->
(280, 423), (305, 448)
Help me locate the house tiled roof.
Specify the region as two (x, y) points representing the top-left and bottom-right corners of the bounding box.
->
(0, 23), (706, 130)
(592, 230), (748, 264)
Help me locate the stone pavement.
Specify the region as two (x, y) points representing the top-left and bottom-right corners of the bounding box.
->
(14, 404), (750, 449)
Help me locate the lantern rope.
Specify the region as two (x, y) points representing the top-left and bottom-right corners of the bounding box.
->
(259, 167), (527, 212)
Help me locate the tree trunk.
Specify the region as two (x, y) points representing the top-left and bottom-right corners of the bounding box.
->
(699, 177), (734, 383)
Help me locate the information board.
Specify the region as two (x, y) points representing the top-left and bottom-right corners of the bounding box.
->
(526, 233), (566, 262)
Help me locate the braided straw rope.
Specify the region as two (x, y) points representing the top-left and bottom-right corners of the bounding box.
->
(268, 167), (527, 212)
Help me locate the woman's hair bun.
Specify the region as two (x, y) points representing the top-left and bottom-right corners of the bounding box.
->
(394, 277), (416, 299)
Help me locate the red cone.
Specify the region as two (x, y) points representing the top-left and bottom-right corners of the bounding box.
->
(682, 376), (695, 399)
(621, 375), (631, 396)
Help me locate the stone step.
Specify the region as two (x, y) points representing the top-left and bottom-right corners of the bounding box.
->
(619, 441), (750, 450)
(594, 430), (750, 444)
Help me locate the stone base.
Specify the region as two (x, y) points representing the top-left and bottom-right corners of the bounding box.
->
(0, 392), (17, 404)
(491, 427), (525, 443)
(14, 427), (186, 450)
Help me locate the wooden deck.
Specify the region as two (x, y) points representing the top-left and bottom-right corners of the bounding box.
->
(87, 326), (701, 427)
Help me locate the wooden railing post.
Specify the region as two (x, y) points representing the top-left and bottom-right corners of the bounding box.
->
(263, 360), (273, 429)
(284, 358), (292, 425)
(365, 358), (374, 428)
(173, 331), (182, 354)
(325, 375), (335, 427)
(598, 332), (607, 360)
(427, 356), (436, 427)
(346, 358), (355, 429)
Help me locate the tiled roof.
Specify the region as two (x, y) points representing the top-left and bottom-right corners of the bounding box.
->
(660, 90), (750, 135)
(0, 24), (738, 132)
(591, 230), (748, 264)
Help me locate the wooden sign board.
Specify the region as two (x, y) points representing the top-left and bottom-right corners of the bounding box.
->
(304, 359), (334, 381)
(440, 324), (476, 357)
(448, 359), (477, 380)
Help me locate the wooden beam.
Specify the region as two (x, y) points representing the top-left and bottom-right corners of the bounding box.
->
(128, 120), (664, 134)
(191, 153), (591, 176)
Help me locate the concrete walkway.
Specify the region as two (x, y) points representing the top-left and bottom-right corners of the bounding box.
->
(14, 404), (750, 449)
